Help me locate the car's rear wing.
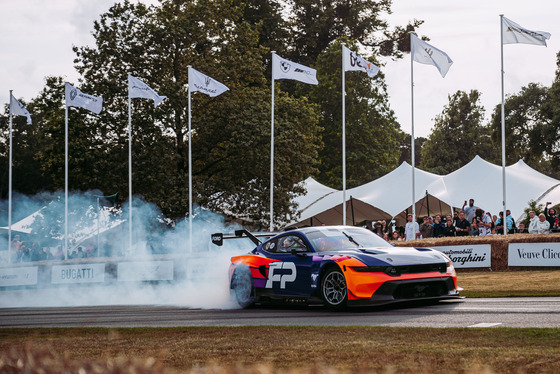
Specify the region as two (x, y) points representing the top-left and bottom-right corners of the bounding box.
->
(211, 230), (279, 247)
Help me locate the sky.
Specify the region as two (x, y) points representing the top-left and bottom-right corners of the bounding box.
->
(1, 1), (559, 138)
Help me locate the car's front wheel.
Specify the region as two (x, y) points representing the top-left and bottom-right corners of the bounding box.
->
(321, 267), (347, 310)
(231, 266), (255, 308)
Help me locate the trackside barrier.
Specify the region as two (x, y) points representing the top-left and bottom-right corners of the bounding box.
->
(0, 255), (216, 289)
(395, 233), (560, 271)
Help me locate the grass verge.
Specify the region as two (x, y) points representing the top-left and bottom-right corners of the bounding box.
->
(1, 327), (560, 373)
(457, 270), (560, 297)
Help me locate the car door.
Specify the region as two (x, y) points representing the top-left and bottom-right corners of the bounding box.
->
(264, 234), (314, 296)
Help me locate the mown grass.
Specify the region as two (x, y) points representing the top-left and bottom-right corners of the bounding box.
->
(1, 327), (560, 373)
(457, 270), (560, 297)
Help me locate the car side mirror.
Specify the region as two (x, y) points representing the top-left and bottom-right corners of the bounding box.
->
(291, 248), (307, 257)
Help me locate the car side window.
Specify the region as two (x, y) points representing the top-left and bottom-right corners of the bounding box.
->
(263, 238), (280, 253)
(277, 235), (310, 253)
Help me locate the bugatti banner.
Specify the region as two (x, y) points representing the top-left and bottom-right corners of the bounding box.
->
(51, 263), (106, 284)
(427, 244), (491, 268)
(508, 242), (560, 266)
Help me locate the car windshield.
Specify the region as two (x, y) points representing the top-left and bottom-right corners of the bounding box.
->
(306, 227), (390, 252)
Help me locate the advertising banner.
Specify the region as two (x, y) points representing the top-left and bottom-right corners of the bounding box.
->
(0, 266), (38, 287)
(51, 263), (106, 284)
(427, 244), (491, 268)
(117, 261), (174, 281)
(508, 242), (560, 266)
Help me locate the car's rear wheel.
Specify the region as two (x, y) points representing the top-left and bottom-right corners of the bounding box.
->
(321, 267), (347, 310)
(231, 266), (255, 308)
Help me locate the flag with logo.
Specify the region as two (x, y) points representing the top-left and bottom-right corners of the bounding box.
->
(65, 83), (103, 114)
(128, 75), (167, 107)
(343, 45), (379, 78)
(502, 16), (551, 46)
(410, 34), (453, 78)
(10, 93), (32, 124)
(189, 68), (229, 97)
(272, 54), (318, 85)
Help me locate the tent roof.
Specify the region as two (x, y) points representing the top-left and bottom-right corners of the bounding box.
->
(289, 156), (560, 227)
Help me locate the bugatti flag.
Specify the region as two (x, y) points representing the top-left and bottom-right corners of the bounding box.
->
(64, 83), (103, 114)
(502, 16), (551, 46)
(272, 54), (318, 85)
(10, 93), (32, 124)
(343, 45), (379, 78)
(128, 75), (167, 107)
(410, 33), (453, 78)
(189, 68), (229, 97)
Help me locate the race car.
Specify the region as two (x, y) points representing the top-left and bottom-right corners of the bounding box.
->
(225, 226), (460, 309)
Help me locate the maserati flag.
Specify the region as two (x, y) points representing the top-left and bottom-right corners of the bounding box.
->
(272, 54), (318, 85)
(343, 45), (379, 78)
(128, 75), (167, 107)
(65, 83), (103, 114)
(189, 68), (229, 97)
(10, 93), (32, 124)
(410, 33), (453, 78)
(502, 16), (551, 46)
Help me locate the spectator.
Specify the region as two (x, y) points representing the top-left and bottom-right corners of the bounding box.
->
(432, 215), (445, 238)
(53, 245), (64, 260)
(419, 217), (433, 239)
(462, 199), (479, 223)
(469, 218), (480, 236)
(536, 213), (550, 234)
(455, 211), (471, 236)
(486, 212), (495, 232)
(405, 214), (420, 241)
(528, 211), (539, 234)
(391, 231), (401, 241)
(443, 219), (456, 237)
(506, 210), (516, 234)
(544, 202), (558, 232)
(475, 208), (492, 236)
(452, 211), (460, 227)
(76, 247), (86, 259)
(517, 222), (527, 233)
(495, 211), (505, 234)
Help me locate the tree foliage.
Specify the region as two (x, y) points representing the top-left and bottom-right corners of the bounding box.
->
(420, 90), (498, 174)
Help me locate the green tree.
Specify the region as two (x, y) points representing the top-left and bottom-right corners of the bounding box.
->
(69, 0), (321, 226)
(398, 135), (427, 167)
(420, 90), (497, 174)
(489, 83), (552, 173)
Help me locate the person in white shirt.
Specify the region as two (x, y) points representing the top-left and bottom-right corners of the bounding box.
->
(528, 211), (539, 234)
(404, 214), (420, 241)
(475, 208), (492, 236)
(536, 213), (550, 234)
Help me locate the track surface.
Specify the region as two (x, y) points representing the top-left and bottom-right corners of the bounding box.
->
(1, 298), (559, 328)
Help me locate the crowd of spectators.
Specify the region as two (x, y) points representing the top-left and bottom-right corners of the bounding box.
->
(8, 235), (101, 264)
(371, 199), (560, 241)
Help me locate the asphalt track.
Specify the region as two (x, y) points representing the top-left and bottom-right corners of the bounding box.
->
(1, 297), (559, 328)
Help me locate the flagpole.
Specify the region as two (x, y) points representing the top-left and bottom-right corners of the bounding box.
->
(188, 66), (193, 252)
(270, 51), (276, 232)
(128, 73), (133, 253)
(64, 101), (69, 259)
(410, 34), (417, 237)
(341, 44), (347, 226)
(8, 91), (13, 263)
(500, 14), (507, 235)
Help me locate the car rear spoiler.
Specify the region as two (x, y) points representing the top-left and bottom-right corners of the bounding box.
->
(211, 230), (279, 247)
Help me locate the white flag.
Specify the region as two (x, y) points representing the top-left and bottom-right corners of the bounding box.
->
(188, 67), (229, 97)
(410, 34), (453, 78)
(10, 93), (32, 124)
(502, 16), (551, 46)
(343, 45), (379, 78)
(65, 83), (103, 114)
(128, 75), (167, 107)
(272, 54), (318, 85)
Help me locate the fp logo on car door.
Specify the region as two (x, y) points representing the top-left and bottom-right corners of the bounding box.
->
(265, 262), (297, 289)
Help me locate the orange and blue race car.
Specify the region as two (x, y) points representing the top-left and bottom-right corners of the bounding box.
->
(221, 226), (460, 309)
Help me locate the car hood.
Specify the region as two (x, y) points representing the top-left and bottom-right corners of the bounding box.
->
(320, 247), (449, 267)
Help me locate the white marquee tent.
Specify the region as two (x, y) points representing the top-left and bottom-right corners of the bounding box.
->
(289, 156), (560, 228)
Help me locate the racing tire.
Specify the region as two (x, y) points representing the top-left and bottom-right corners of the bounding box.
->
(320, 267), (348, 310)
(231, 266), (256, 308)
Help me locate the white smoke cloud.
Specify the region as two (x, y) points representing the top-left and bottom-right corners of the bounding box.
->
(0, 191), (256, 309)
